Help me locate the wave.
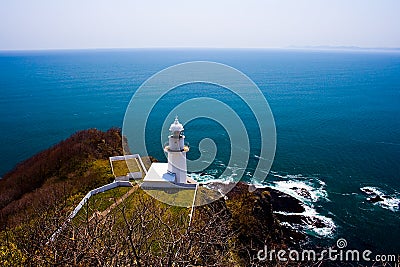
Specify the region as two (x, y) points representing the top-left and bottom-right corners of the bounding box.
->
(360, 186), (400, 212)
(189, 167), (242, 184)
(257, 171), (335, 237)
(191, 168), (336, 238)
(264, 173), (329, 204)
(274, 205), (336, 238)
(253, 154), (267, 160)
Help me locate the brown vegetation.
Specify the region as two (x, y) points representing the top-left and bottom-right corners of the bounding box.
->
(0, 128), (123, 228)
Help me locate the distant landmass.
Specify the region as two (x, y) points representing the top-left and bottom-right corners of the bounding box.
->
(286, 45), (400, 52)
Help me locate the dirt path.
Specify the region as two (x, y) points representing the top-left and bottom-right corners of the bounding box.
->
(90, 185), (138, 221)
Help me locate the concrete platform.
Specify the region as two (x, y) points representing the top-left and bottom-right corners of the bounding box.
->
(141, 163), (197, 189)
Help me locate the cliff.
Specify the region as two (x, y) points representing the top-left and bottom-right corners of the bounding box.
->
(0, 128), (314, 266)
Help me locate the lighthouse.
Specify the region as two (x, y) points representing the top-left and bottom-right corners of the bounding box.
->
(141, 116), (195, 189)
(165, 116), (189, 184)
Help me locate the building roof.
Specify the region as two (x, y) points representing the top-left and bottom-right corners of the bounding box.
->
(169, 117), (184, 132)
(143, 163), (175, 182)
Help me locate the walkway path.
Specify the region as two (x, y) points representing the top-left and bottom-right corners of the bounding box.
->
(89, 184), (138, 222)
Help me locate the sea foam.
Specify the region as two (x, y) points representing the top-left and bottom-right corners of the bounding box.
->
(360, 186), (400, 212)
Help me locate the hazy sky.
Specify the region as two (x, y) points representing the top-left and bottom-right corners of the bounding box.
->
(0, 0), (399, 50)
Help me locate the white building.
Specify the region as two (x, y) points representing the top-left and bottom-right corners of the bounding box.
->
(141, 117), (196, 189)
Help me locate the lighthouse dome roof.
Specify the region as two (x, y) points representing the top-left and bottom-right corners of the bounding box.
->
(169, 117), (184, 132)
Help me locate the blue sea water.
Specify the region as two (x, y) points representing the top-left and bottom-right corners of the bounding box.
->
(0, 49), (399, 253)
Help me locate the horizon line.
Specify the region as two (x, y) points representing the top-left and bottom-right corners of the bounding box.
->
(1, 46), (400, 53)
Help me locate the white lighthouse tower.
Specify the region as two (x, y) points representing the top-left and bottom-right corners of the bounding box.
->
(165, 116), (189, 184)
(141, 116), (195, 189)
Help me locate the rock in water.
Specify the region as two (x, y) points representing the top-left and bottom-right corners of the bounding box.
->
(291, 186), (312, 200)
(367, 195), (384, 203)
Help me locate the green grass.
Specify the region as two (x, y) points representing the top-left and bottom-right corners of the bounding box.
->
(73, 186), (131, 223)
(122, 188), (190, 225)
(90, 187), (131, 210)
(145, 188), (197, 207)
(111, 156), (153, 178)
(194, 186), (224, 206)
(111, 159), (140, 177)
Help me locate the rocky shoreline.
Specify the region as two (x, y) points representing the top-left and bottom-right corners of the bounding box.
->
(206, 181), (334, 244)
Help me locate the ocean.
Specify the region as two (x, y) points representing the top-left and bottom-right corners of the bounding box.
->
(0, 49), (399, 253)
